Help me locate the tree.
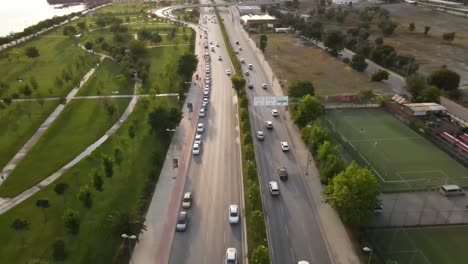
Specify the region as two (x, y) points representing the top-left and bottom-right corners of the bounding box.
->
(148, 105), (182, 134)
(309, 123), (330, 154)
(63, 209), (80, 235)
(259, 34), (268, 53)
(424, 26), (431, 35)
(251, 245), (270, 264)
(231, 75), (246, 93)
(304, 21), (323, 44)
(323, 161), (380, 227)
(54, 182), (69, 205)
(25, 46), (39, 59)
(77, 185), (93, 209)
(324, 30), (345, 56)
(151, 33), (163, 44)
(52, 240), (67, 261)
(370, 44), (396, 67)
(292, 95), (324, 128)
(30, 76), (39, 90)
(36, 199), (51, 222)
(114, 146), (124, 167)
(371, 69), (389, 82)
(287, 80), (315, 99)
(20, 84), (32, 97)
(11, 218), (30, 246)
(350, 54), (368, 72)
(419, 86), (442, 103)
(427, 67), (460, 92)
(102, 155), (114, 178)
(92, 170), (104, 192)
(62, 25), (77, 36)
(442, 32), (456, 43)
(129, 40), (147, 59)
(378, 20), (397, 36)
(77, 21), (86, 32)
(408, 22), (415, 33)
(84, 42), (93, 50)
(250, 210), (265, 243)
(317, 141), (344, 183)
(406, 74), (427, 100)
(177, 53), (198, 81)
(108, 210), (146, 236)
(374, 37), (383, 45)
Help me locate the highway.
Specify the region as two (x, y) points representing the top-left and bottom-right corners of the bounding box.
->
(217, 4), (333, 264)
(168, 5), (245, 264)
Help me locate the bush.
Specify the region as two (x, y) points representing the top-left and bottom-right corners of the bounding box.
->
(371, 69), (389, 82)
(243, 133), (253, 145)
(52, 240), (67, 261)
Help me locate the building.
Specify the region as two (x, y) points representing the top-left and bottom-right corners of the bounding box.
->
(403, 102), (447, 116)
(237, 5), (262, 15)
(240, 14), (277, 26)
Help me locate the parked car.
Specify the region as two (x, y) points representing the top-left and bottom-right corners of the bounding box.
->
(197, 123), (204, 133)
(194, 134), (202, 145)
(192, 143), (201, 155)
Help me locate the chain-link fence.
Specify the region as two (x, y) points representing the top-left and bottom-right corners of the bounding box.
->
(373, 209), (468, 227)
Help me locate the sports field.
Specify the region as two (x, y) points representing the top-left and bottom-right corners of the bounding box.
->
(367, 226), (468, 264)
(326, 108), (468, 192)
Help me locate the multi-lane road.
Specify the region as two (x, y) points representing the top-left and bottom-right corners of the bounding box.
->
(169, 5), (245, 264)
(217, 4), (332, 264)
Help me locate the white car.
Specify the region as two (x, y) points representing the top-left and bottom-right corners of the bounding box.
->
(248, 63), (252, 69)
(192, 143), (201, 155)
(225, 248), (238, 264)
(281, 141), (290, 152)
(203, 97), (209, 105)
(265, 121), (273, 129)
(272, 109), (279, 117)
(176, 211), (188, 231)
(199, 108), (206, 117)
(204, 88), (210, 93)
(257, 131), (264, 141)
(229, 204), (240, 224)
(197, 123), (204, 133)
(240, 58), (245, 63)
(269, 181), (279, 196)
(245, 70), (249, 76)
(182, 192), (192, 208)
(226, 69), (231, 75)
(262, 83), (267, 89)
(194, 134), (202, 145)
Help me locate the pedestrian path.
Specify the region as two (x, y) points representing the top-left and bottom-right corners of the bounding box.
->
(0, 81), (140, 214)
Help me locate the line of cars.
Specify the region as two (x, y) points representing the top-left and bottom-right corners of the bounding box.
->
(181, 25), (240, 264)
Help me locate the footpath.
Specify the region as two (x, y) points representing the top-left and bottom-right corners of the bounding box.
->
(132, 21), (205, 264)
(232, 8), (360, 263)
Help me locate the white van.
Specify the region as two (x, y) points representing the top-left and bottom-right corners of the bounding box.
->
(439, 185), (465, 197)
(269, 181), (279, 196)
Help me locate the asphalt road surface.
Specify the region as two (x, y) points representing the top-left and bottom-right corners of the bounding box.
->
(169, 6), (245, 264)
(217, 4), (333, 264)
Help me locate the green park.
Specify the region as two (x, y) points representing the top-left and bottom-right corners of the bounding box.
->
(0, 1), (196, 262)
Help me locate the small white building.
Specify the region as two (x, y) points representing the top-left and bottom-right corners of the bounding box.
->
(403, 103), (447, 116)
(240, 14), (277, 26)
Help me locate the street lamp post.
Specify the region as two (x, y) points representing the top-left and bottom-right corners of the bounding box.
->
(166, 128), (177, 179)
(306, 124), (312, 175)
(121, 234), (137, 264)
(363, 247), (373, 264)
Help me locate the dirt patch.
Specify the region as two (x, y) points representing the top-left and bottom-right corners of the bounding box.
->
(380, 3), (468, 89)
(253, 34), (388, 96)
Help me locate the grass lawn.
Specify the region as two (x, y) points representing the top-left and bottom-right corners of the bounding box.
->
(0, 97), (176, 263)
(369, 226), (468, 264)
(0, 32), (98, 98)
(252, 34), (388, 96)
(144, 45), (189, 94)
(95, 1), (156, 14)
(77, 58), (132, 96)
(0, 99), (130, 197)
(326, 108), (468, 192)
(0, 101), (59, 169)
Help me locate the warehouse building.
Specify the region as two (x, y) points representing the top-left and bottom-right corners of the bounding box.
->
(237, 5), (262, 15)
(240, 14), (277, 26)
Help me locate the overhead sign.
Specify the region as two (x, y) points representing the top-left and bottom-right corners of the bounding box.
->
(254, 97), (265, 106)
(253, 96), (289, 106)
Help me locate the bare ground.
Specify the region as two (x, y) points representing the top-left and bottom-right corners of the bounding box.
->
(253, 34), (389, 96)
(380, 3), (468, 90)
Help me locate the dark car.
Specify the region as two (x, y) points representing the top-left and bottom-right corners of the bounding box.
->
(278, 167), (288, 180)
(248, 83), (253, 89)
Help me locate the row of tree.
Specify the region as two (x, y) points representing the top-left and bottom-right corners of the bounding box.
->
(406, 66), (461, 102)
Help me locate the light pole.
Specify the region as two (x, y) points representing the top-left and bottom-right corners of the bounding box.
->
(166, 128), (177, 179)
(121, 234), (137, 264)
(305, 124), (312, 175)
(363, 246), (373, 264)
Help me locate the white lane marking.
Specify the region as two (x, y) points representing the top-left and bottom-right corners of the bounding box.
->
(285, 225), (289, 235)
(290, 247), (295, 263)
(280, 204), (285, 216)
(224, 229), (226, 244)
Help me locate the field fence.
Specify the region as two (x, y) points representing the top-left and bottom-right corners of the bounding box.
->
(364, 228), (433, 264)
(372, 209), (468, 227)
